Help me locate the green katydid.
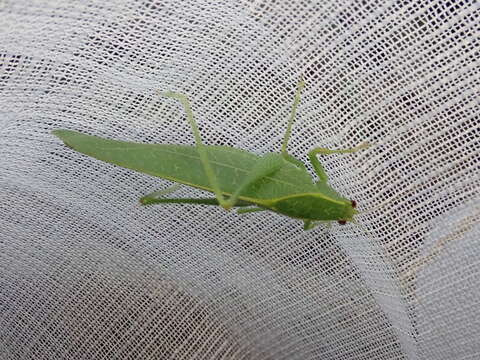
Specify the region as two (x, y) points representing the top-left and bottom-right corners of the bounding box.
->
(52, 79), (369, 230)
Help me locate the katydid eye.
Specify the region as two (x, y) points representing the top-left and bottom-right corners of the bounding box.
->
(351, 200), (357, 208)
(337, 220), (347, 225)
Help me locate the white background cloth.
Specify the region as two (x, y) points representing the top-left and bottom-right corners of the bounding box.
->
(1, 1), (479, 359)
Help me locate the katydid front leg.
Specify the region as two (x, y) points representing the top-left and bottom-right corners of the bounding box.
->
(274, 77), (370, 183)
(308, 143), (370, 182)
(160, 91), (284, 210)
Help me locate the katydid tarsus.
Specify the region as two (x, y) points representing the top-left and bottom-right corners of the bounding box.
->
(52, 79), (369, 230)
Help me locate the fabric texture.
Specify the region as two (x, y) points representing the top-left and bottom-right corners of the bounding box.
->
(1, 1), (479, 359)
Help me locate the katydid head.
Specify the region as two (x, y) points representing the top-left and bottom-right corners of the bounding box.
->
(337, 200), (358, 225)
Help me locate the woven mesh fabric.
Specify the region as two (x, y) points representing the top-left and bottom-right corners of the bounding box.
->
(1, 1), (479, 359)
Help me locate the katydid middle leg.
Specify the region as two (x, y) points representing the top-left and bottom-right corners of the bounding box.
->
(237, 207), (267, 214)
(303, 219), (334, 231)
(281, 77), (305, 166)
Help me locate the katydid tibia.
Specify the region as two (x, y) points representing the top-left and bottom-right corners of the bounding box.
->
(52, 80), (369, 230)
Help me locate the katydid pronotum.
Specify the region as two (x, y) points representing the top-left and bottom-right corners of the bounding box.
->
(52, 79), (369, 230)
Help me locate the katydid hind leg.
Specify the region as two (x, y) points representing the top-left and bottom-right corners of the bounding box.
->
(160, 91), (286, 211)
(159, 91), (231, 210)
(225, 153), (285, 208)
(141, 195), (253, 207)
(143, 153), (285, 210)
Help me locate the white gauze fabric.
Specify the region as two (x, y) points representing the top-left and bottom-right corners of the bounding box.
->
(1, 1), (479, 359)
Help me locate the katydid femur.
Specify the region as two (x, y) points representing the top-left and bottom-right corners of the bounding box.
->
(52, 79), (369, 230)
